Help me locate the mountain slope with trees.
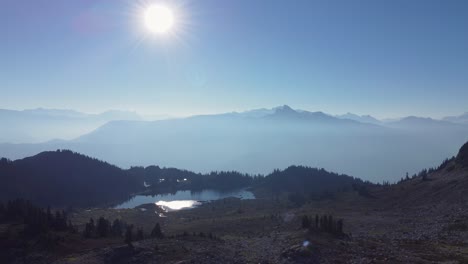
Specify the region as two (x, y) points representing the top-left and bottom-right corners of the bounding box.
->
(0, 150), (371, 208)
(368, 140), (468, 207)
(0, 150), (143, 207)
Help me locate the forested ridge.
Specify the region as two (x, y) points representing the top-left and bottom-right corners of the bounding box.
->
(0, 150), (369, 207)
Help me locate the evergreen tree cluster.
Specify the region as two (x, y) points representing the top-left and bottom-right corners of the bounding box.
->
(393, 156), (459, 185)
(0, 199), (76, 236)
(82, 217), (164, 245)
(301, 214), (344, 236)
(129, 165), (259, 193)
(437, 157), (456, 171)
(132, 165), (373, 199)
(83, 217), (129, 239)
(1, 152), (375, 208)
(258, 166), (370, 196)
(124, 222), (165, 245)
(397, 169), (432, 183)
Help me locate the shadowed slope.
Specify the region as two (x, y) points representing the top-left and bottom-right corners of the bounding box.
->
(0, 150), (143, 207)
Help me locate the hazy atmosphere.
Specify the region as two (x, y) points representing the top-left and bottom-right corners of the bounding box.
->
(2, 0), (468, 117)
(2, 1), (468, 263)
(2, 105), (468, 183)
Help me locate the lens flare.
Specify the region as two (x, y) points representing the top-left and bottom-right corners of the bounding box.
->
(144, 4), (174, 34)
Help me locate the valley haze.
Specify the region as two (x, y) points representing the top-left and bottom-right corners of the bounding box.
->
(1, 105), (467, 183)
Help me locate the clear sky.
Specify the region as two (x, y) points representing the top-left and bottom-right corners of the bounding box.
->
(1, 0), (467, 118)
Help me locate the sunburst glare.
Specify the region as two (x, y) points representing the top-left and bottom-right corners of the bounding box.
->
(128, 0), (192, 46)
(144, 4), (174, 34)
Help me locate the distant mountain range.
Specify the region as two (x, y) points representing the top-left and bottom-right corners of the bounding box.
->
(2, 106), (467, 144)
(386, 116), (465, 130)
(443, 112), (468, 124)
(1, 105), (467, 182)
(0, 108), (142, 143)
(335, 113), (381, 124)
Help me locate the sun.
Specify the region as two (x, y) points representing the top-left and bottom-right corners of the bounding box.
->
(144, 4), (174, 34)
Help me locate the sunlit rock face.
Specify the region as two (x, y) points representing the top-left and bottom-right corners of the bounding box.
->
(156, 200), (201, 211)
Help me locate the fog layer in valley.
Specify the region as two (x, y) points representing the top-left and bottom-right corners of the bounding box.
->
(1, 105), (468, 182)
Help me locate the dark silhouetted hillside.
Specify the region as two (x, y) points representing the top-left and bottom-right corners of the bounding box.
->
(254, 165), (367, 196)
(372, 140), (468, 207)
(0, 150), (143, 207)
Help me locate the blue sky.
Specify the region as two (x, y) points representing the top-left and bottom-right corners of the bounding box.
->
(1, 0), (467, 118)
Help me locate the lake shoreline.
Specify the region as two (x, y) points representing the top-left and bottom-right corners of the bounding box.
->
(113, 188), (256, 209)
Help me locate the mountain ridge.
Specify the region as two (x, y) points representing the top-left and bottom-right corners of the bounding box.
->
(0, 108), (143, 143)
(2, 106), (468, 182)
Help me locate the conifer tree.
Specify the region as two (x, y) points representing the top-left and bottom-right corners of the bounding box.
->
(97, 217), (110, 237)
(112, 219), (123, 237)
(136, 228), (144, 240)
(151, 223), (163, 238)
(125, 225), (134, 245)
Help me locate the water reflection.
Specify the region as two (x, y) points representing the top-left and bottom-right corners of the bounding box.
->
(114, 189), (254, 209)
(156, 200), (202, 211)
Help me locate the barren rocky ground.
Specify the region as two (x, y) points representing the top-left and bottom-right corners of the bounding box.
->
(49, 180), (468, 264)
(4, 158), (468, 264)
